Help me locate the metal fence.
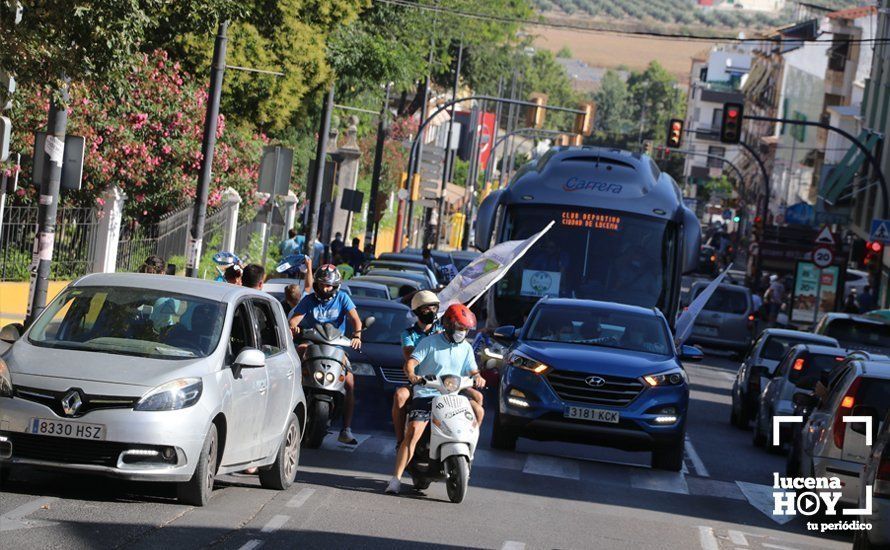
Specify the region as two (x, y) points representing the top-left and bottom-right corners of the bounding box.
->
(0, 205), (99, 281)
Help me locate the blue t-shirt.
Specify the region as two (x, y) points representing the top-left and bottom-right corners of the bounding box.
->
(410, 333), (476, 398)
(400, 320), (444, 350)
(289, 291), (356, 334)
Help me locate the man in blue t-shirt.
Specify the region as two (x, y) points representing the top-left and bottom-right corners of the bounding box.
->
(288, 265), (363, 444)
(386, 304), (485, 494)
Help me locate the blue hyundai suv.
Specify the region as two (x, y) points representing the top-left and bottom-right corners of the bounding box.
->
(490, 298), (702, 470)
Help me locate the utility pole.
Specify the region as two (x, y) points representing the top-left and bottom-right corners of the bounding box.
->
(461, 106), (482, 250)
(306, 85), (336, 257)
(405, 72), (432, 250)
(430, 39), (463, 249)
(185, 20), (229, 278)
(364, 83), (391, 251)
(26, 81), (69, 326)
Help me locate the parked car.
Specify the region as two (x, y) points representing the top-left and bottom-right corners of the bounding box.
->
(813, 313), (890, 355)
(363, 269), (433, 291)
(490, 298), (703, 471)
(343, 297), (411, 387)
(366, 261), (438, 288)
(350, 275), (423, 302)
(855, 408), (890, 549)
(403, 248), (480, 272)
(788, 356), (890, 505)
(343, 280), (391, 300)
(697, 245), (719, 276)
(730, 328), (839, 427)
(0, 273), (306, 506)
(752, 344), (847, 450)
(685, 282), (756, 356)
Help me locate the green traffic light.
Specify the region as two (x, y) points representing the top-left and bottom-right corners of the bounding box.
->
(732, 216), (740, 222)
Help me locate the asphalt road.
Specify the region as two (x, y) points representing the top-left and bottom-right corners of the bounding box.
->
(0, 352), (851, 550)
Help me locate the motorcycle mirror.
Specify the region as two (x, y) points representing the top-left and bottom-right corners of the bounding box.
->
(363, 316), (376, 329)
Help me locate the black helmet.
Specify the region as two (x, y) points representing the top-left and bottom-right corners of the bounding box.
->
(313, 264), (342, 300)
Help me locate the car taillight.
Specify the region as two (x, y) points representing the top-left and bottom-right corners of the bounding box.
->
(710, 255), (717, 262)
(832, 376), (862, 450)
(792, 358), (805, 371)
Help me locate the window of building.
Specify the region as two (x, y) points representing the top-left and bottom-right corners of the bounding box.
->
(707, 146), (726, 168)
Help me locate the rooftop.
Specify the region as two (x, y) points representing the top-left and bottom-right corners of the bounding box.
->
(826, 5), (876, 20)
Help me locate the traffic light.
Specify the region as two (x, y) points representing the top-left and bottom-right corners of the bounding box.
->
(720, 103), (744, 144)
(732, 215), (741, 223)
(864, 241), (884, 268)
(666, 119), (684, 148)
(573, 102), (596, 136)
(526, 93), (547, 129)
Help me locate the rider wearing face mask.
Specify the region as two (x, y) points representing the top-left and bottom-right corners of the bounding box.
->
(386, 303), (486, 494)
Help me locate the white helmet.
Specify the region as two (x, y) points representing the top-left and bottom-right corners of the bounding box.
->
(410, 290), (440, 311)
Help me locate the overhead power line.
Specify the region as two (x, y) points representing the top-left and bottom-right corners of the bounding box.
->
(375, 0), (890, 45)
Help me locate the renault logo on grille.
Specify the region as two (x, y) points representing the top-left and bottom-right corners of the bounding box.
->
(61, 390), (83, 416)
(585, 376), (606, 387)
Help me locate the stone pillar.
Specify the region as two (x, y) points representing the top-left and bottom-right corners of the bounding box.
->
(220, 187), (241, 252)
(91, 185), (126, 273)
(331, 116), (362, 239)
(282, 191), (298, 240)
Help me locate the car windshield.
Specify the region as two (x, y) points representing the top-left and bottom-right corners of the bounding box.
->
(761, 336), (829, 361)
(525, 306), (672, 356)
(788, 353), (845, 389)
(693, 287), (748, 314)
(29, 286), (227, 359)
(350, 305), (409, 344)
(823, 319), (890, 353)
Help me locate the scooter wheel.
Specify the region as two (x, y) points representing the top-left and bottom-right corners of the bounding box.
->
(411, 474), (431, 491)
(303, 400), (330, 449)
(444, 456), (469, 503)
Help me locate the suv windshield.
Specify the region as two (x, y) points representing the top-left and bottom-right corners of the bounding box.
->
(526, 306), (672, 356)
(29, 286), (227, 359)
(824, 319), (890, 353)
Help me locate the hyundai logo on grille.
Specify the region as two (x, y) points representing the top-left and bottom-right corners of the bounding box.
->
(61, 390), (83, 416)
(585, 376), (606, 387)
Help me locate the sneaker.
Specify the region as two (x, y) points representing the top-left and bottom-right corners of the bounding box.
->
(338, 428), (358, 445)
(385, 477), (401, 495)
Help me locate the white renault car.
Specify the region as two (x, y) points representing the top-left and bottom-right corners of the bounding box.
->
(0, 273), (306, 506)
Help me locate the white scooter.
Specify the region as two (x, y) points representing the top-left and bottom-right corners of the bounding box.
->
(406, 374), (480, 503)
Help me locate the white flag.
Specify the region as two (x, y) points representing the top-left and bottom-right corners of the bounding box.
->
(674, 264), (733, 346)
(437, 221), (556, 312)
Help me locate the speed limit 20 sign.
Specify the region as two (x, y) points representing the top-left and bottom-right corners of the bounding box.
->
(813, 246), (834, 268)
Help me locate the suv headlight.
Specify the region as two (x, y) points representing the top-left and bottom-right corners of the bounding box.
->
(0, 358), (13, 397)
(643, 369), (687, 387)
(135, 378), (203, 411)
(508, 353), (551, 375)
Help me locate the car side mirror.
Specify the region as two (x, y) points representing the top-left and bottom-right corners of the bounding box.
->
(363, 316), (376, 329)
(850, 405), (880, 435)
(493, 325), (517, 341)
(792, 391), (819, 409)
(234, 348), (266, 369)
(679, 345), (704, 362)
(0, 323), (24, 343)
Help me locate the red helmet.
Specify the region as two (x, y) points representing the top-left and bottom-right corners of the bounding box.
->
(443, 303), (476, 331)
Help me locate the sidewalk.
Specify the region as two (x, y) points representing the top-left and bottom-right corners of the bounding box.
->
(0, 281), (69, 326)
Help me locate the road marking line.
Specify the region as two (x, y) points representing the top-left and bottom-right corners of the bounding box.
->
(286, 488), (316, 508)
(728, 529), (748, 546)
(762, 544), (802, 550)
(684, 438), (710, 477)
(698, 526), (719, 550)
(501, 542), (526, 550)
(631, 469), (689, 495)
(238, 540), (264, 550)
(522, 454), (580, 480)
(0, 497), (58, 532)
(736, 481), (793, 525)
(261, 514), (290, 533)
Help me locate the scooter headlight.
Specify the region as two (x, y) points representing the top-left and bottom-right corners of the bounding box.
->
(441, 375), (460, 394)
(325, 372), (335, 383)
(314, 371), (324, 382)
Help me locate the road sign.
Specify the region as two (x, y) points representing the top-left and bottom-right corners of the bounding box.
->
(258, 146), (293, 196)
(814, 225), (836, 246)
(420, 189), (439, 199)
(32, 132), (86, 191)
(415, 199), (437, 208)
(339, 188), (364, 213)
(869, 218), (890, 244)
(812, 246), (834, 268)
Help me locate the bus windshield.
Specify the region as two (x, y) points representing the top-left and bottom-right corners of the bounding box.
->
(494, 205), (677, 325)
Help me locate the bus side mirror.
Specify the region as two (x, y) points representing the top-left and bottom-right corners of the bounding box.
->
(682, 208), (702, 274)
(474, 190), (502, 252)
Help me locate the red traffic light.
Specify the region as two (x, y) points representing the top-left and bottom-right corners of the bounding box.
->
(726, 107), (740, 119)
(868, 241), (884, 253)
(666, 118), (684, 148)
(754, 215), (763, 224)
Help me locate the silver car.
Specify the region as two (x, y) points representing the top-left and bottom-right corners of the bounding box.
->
(0, 273), (306, 506)
(686, 282), (755, 356)
(856, 408), (890, 549)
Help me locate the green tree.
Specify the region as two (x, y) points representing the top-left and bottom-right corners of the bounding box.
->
(627, 61), (685, 145)
(556, 46), (573, 58)
(593, 70), (632, 139)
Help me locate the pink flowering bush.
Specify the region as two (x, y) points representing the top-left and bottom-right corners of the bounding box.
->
(7, 50), (269, 222)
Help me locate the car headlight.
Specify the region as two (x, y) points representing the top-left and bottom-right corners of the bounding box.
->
(643, 369), (687, 387)
(509, 353), (551, 375)
(0, 358), (12, 397)
(134, 378), (203, 411)
(441, 375), (460, 394)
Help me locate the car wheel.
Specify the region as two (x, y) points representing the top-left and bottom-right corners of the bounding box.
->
(651, 439), (684, 471)
(752, 410), (767, 447)
(730, 394), (749, 429)
(490, 410), (518, 451)
(259, 412), (301, 491)
(177, 424), (218, 506)
(0, 463), (11, 485)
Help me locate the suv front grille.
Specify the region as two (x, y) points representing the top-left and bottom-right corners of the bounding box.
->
(546, 370), (644, 407)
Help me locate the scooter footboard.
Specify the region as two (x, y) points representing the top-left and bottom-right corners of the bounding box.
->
(436, 442), (473, 462)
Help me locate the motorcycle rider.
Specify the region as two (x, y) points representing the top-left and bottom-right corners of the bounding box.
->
(394, 292), (485, 448)
(289, 264), (363, 444)
(386, 304), (485, 494)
